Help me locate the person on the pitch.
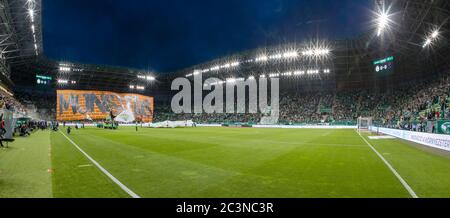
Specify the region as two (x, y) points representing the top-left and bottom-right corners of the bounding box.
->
(67, 126), (72, 134)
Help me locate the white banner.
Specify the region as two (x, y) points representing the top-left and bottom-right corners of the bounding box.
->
(253, 125), (357, 129)
(370, 126), (450, 151)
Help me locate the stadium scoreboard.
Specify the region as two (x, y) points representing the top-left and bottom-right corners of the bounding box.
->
(36, 74), (52, 85)
(373, 56), (394, 76)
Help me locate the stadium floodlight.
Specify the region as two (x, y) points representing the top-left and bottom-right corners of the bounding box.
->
(230, 62), (240, 67)
(431, 30), (439, 39)
(129, 85), (135, 89)
(260, 75), (266, 78)
(28, 9), (34, 17)
(282, 71), (292, 76)
(269, 73), (279, 78)
(423, 38), (432, 48)
(293, 70), (303, 75)
(269, 54), (283, 60)
(374, 4), (394, 37)
(210, 66), (220, 71)
(283, 51), (299, 58)
(255, 55), (268, 62)
(57, 79), (68, 84)
(59, 67), (71, 72)
(248, 76), (255, 80)
(146, 76), (155, 81)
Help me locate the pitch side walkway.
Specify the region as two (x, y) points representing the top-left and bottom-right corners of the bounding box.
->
(0, 130), (52, 198)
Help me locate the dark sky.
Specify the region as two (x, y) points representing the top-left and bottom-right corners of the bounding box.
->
(43, 0), (373, 73)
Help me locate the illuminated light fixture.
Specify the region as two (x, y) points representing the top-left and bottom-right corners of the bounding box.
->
(71, 81), (77, 84)
(136, 86), (145, 90)
(324, 69), (331, 73)
(431, 30), (439, 39)
(57, 79), (69, 84)
(423, 38), (432, 48)
(28, 9), (34, 19)
(255, 56), (268, 62)
(146, 76), (155, 81)
(221, 63), (231, 69)
(186, 73), (193, 77)
(210, 66), (220, 71)
(302, 50), (314, 56)
(269, 54), (282, 60)
(282, 71), (292, 76)
(248, 76), (255, 80)
(283, 51), (299, 58)
(269, 73), (279, 78)
(193, 70), (200, 75)
(375, 6), (393, 37)
(293, 70), (304, 75)
(59, 67), (71, 72)
(307, 70), (319, 74)
(260, 75), (266, 78)
(423, 29), (440, 48)
(129, 85), (135, 89)
(303, 49), (329, 56)
(230, 62), (240, 67)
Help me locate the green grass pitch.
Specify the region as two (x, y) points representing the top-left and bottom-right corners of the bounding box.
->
(1, 127), (450, 198)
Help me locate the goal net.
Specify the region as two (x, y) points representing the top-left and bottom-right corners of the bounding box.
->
(357, 117), (372, 133)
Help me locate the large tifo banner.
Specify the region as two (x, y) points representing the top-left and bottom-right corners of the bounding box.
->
(57, 90), (154, 122)
(370, 126), (450, 151)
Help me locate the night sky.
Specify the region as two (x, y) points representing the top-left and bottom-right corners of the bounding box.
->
(43, 0), (373, 73)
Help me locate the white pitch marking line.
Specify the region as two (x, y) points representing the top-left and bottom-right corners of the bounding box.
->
(356, 131), (418, 198)
(59, 131), (140, 198)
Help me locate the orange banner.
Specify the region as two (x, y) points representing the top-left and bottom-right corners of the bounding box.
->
(57, 90), (153, 122)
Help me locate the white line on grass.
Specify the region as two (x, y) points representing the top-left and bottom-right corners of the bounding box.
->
(59, 131), (141, 198)
(356, 131), (418, 198)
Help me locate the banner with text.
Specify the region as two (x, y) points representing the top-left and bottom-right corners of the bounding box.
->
(57, 90), (154, 122)
(370, 126), (450, 151)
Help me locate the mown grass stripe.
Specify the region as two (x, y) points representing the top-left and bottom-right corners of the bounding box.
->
(357, 131), (418, 198)
(59, 131), (140, 198)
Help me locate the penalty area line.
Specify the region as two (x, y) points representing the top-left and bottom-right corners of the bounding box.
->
(356, 131), (418, 198)
(59, 131), (140, 198)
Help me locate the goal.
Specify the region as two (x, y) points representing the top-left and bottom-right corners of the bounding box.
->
(357, 117), (373, 133)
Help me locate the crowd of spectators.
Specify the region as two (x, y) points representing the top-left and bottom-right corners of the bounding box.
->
(6, 72), (450, 133)
(0, 90), (27, 116)
(153, 72), (450, 129)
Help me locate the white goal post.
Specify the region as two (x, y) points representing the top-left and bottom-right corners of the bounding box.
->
(357, 117), (373, 133)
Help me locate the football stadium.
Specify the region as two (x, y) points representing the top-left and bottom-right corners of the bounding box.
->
(1, 0), (450, 203)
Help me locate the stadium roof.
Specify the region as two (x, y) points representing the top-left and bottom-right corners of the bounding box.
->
(4, 0), (450, 93)
(0, 0), (42, 67)
(168, 0), (450, 90)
